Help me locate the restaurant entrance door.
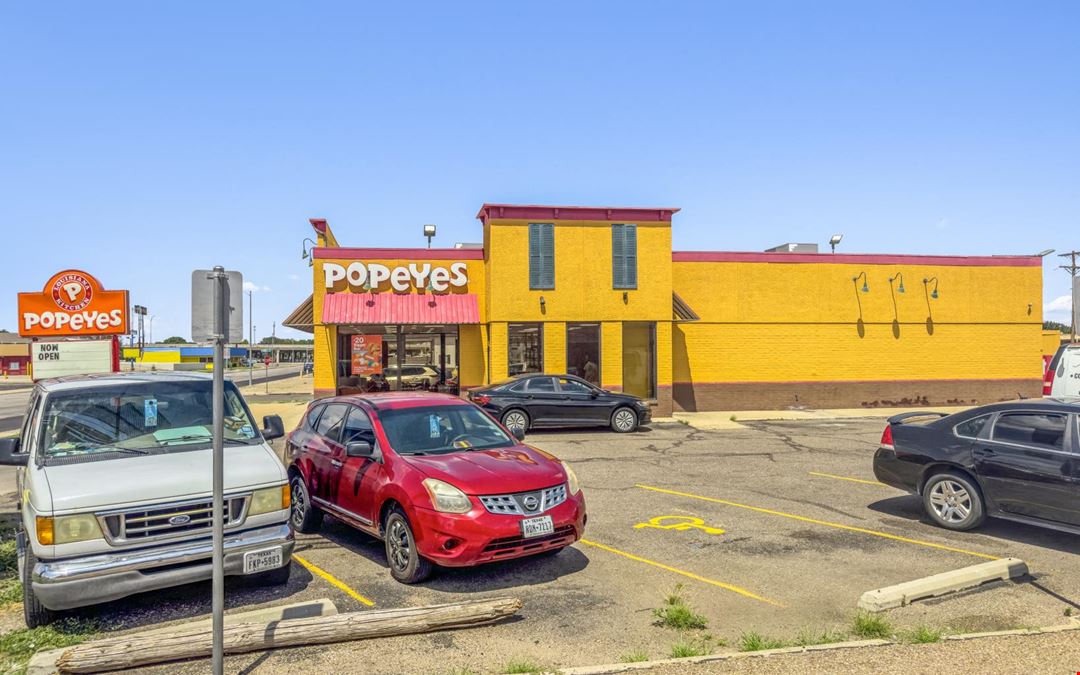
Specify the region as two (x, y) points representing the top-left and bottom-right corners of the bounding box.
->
(337, 324), (460, 395)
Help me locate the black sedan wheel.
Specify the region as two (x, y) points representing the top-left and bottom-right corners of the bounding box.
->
(610, 407), (638, 433)
(922, 472), (985, 531)
(501, 409), (530, 436)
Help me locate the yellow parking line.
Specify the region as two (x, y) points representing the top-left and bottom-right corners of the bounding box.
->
(809, 471), (889, 487)
(635, 484), (999, 561)
(293, 554), (376, 607)
(579, 539), (783, 607)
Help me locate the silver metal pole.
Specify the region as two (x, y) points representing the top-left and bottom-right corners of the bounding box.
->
(248, 290), (254, 387)
(209, 267), (227, 675)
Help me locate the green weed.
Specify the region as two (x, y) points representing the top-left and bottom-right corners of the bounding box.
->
(619, 650), (649, 663)
(738, 631), (787, 652)
(504, 660), (542, 674)
(904, 625), (942, 644)
(794, 627), (847, 646)
(652, 584), (708, 630)
(669, 641), (710, 658)
(851, 611), (892, 639)
(0, 619), (98, 673)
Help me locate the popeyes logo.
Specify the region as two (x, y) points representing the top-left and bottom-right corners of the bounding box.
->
(18, 270), (129, 337)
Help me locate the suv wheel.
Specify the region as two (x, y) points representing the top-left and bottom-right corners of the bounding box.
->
(22, 546), (56, 628)
(611, 407), (638, 433)
(923, 472), (985, 531)
(384, 508), (432, 584)
(290, 474), (323, 533)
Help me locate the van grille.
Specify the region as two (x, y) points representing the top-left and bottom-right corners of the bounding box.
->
(99, 496), (248, 544)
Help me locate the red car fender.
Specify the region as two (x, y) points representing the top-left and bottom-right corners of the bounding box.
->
(373, 479), (426, 536)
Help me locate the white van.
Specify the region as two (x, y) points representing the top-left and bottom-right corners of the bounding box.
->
(0, 372), (293, 627)
(1043, 343), (1080, 397)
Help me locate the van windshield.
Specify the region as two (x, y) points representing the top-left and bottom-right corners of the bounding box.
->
(378, 405), (514, 456)
(39, 380), (260, 463)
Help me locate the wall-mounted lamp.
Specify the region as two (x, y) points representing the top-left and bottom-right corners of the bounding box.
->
(829, 233), (844, 253)
(539, 296), (546, 311)
(423, 224), (437, 248)
(923, 276), (939, 299)
(363, 279), (373, 293)
(889, 272), (905, 293)
(425, 280), (434, 292)
(852, 271), (869, 293)
(622, 291), (629, 303)
(301, 238), (317, 267)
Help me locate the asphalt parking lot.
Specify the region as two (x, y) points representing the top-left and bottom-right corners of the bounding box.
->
(13, 418), (1080, 673)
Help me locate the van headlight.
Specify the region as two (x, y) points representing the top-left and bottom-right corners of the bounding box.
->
(249, 485), (291, 516)
(561, 461), (581, 495)
(422, 478), (472, 514)
(37, 514), (103, 545)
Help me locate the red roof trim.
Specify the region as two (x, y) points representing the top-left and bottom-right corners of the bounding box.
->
(672, 251), (1042, 267)
(476, 203), (679, 224)
(313, 247), (484, 260)
(309, 218), (328, 235)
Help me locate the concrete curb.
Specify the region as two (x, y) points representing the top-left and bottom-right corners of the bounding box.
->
(858, 557), (1027, 612)
(27, 598), (337, 675)
(550, 620), (1080, 675)
(553, 640), (892, 674)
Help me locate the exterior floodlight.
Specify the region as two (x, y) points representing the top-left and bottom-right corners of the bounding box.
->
(829, 234), (843, 253)
(423, 224), (437, 248)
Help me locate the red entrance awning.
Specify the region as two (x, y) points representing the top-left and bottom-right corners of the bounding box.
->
(322, 293), (480, 325)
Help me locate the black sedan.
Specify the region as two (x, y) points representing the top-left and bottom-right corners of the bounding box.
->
(467, 374), (651, 434)
(873, 398), (1080, 534)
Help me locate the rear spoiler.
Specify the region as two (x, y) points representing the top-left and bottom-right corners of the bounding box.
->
(886, 411), (949, 425)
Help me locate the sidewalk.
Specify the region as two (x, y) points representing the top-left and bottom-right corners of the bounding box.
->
(670, 405), (971, 430)
(237, 374), (314, 396)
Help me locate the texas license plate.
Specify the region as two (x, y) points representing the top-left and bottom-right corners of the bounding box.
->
(243, 546), (283, 574)
(520, 515), (554, 538)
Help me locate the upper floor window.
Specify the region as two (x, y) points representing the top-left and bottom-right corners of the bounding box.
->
(528, 223), (555, 289)
(612, 224), (637, 289)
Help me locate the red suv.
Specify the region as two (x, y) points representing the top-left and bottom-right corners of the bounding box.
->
(286, 392), (586, 582)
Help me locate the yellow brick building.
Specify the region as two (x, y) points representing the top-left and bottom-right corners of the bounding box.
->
(286, 205), (1045, 414)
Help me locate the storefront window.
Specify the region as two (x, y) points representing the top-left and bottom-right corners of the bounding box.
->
(508, 323), (543, 375)
(566, 323), (601, 385)
(622, 322), (655, 399)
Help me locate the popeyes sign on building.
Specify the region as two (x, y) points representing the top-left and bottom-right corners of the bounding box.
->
(18, 270), (129, 337)
(323, 261), (468, 293)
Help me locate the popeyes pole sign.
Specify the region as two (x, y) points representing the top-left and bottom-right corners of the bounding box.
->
(18, 270), (129, 337)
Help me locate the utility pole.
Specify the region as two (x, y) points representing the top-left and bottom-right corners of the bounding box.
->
(1059, 251), (1080, 343)
(248, 290), (254, 386)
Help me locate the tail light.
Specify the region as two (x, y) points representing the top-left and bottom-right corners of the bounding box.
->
(1043, 367), (1055, 396)
(880, 424), (894, 447)
(472, 394), (491, 405)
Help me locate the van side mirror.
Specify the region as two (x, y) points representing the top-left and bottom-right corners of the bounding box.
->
(0, 438), (26, 466)
(511, 427), (526, 442)
(346, 440), (375, 458)
(262, 415), (285, 441)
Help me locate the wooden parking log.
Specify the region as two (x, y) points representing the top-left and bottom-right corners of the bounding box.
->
(55, 597), (523, 674)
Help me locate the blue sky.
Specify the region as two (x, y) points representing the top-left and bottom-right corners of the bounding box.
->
(2, 1), (1078, 340)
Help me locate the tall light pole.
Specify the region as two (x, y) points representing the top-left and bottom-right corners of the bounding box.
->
(248, 290), (254, 386)
(149, 315), (156, 344)
(1059, 251), (1080, 342)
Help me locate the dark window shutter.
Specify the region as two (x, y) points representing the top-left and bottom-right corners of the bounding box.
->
(529, 223), (554, 289)
(612, 224), (625, 288)
(624, 224), (637, 288)
(612, 224), (637, 289)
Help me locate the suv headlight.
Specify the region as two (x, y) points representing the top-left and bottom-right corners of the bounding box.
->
(422, 478), (471, 514)
(561, 461), (581, 495)
(249, 485), (291, 516)
(36, 514), (103, 545)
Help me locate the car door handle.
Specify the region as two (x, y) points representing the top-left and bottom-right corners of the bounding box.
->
(973, 447), (995, 458)
(330, 459), (343, 468)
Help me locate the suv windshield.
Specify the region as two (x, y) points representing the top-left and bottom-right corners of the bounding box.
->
(40, 380), (260, 462)
(378, 405), (514, 456)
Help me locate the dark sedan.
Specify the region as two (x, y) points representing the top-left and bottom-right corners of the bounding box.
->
(467, 374), (651, 434)
(873, 398), (1080, 534)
